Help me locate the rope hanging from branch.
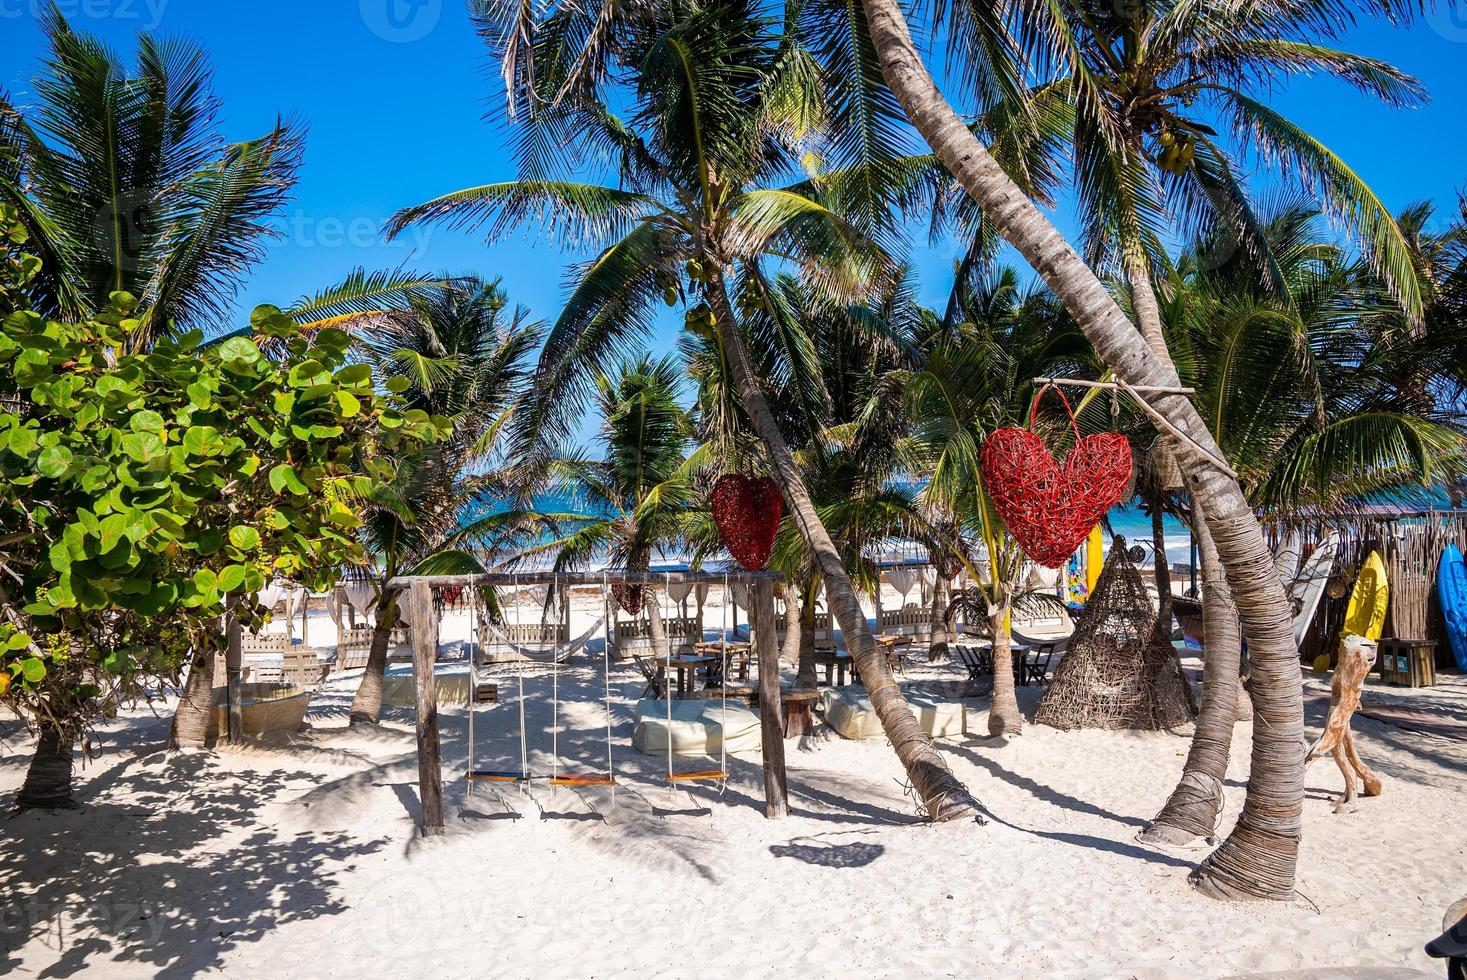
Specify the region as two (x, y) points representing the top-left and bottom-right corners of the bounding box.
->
(1031, 376), (1238, 480)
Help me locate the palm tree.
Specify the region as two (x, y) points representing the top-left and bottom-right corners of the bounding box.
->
(0, 11), (445, 349)
(856, 0), (1314, 897)
(517, 354), (700, 656)
(1141, 205), (1467, 844)
(679, 269), (935, 687)
(348, 279), (543, 724)
(389, 0), (980, 819)
(888, 267), (1093, 734)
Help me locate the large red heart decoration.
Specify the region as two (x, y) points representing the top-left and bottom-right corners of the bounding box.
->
(612, 584), (645, 616)
(980, 427), (1132, 568)
(711, 474), (784, 571)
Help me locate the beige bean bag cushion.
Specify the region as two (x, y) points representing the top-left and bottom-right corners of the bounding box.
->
(633, 698), (762, 756)
(380, 668), (471, 707)
(820, 687), (967, 740)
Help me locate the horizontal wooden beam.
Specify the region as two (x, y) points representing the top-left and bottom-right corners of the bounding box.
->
(386, 569), (786, 589)
(1032, 376), (1196, 395)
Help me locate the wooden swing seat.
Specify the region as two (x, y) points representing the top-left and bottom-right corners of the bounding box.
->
(466, 769), (531, 783)
(548, 772), (616, 787)
(666, 770), (729, 784)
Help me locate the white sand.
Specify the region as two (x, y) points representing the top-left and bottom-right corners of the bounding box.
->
(1, 587), (1463, 978)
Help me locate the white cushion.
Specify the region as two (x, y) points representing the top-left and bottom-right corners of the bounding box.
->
(633, 698), (762, 756)
(820, 687), (966, 740)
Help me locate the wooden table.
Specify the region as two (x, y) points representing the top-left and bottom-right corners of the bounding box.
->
(812, 649), (853, 686)
(695, 641), (752, 681)
(971, 640), (1033, 684)
(781, 689), (822, 738)
(666, 655), (716, 696)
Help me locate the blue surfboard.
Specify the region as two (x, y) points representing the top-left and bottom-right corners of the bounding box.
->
(1437, 543), (1467, 672)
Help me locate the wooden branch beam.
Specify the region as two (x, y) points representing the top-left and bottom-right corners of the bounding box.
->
(410, 579), (445, 836)
(1032, 376), (1196, 394)
(752, 580), (788, 819)
(386, 569), (785, 590)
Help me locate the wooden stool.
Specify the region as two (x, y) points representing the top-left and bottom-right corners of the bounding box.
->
(782, 689), (821, 738)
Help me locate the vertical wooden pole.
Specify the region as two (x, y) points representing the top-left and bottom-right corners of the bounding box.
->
(411, 580), (445, 836)
(300, 588), (310, 646)
(874, 574), (884, 633)
(753, 580), (788, 819)
(225, 599), (243, 745)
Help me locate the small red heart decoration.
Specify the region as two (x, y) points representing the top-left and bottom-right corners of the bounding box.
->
(711, 474), (784, 571)
(981, 427), (1132, 568)
(612, 584), (644, 616)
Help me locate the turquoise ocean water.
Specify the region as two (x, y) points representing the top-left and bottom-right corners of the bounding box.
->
(509, 491), (1194, 570)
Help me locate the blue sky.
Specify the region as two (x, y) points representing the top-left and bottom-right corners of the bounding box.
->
(6, 0), (1467, 379)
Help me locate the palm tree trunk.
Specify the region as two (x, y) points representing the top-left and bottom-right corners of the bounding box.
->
(707, 279), (980, 822)
(783, 581), (808, 674)
(1123, 251), (1171, 363)
(1139, 510), (1240, 845)
(988, 590), (1022, 735)
(929, 573), (952, 662)
(795, 582), (818, 687)
(170, 642), (216, 749)
(859, 0), (1303, 894)
(1150, 496), (1174, 646)
(349, 593), (398, 725)
(18, 724), (77, 809)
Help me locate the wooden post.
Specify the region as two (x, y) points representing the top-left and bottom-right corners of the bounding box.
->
(874, 575), (884, 633)
(225, 600), (243, 745)
(410, 580), (445, 836)
(300, 588), (310, 646)
(752, 580), (788, 819)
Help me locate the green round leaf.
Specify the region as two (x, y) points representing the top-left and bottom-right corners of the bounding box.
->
(229, 525), (261, 551)
(36, 445), (72, 478)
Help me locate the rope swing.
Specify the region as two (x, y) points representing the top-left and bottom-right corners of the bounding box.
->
(548, 573), (616, 790)
(666, 569), (729, 787)
(465, 574), (617, 799)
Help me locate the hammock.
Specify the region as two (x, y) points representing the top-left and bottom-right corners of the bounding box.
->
(476, 610), (608, 665)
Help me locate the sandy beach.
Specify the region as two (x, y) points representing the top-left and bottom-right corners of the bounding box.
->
(2, 584), (1463, 979)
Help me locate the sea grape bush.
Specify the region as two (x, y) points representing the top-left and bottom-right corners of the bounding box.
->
(0, 204), (445, 746)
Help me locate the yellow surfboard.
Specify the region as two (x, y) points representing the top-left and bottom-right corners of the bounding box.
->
(1342, 550), (1389, 642)
(1085, 525), (1104, 595)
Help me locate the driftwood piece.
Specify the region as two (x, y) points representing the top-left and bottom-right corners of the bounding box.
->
(1306, 634), (1383, 812)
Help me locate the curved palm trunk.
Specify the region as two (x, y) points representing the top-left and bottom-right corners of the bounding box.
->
(18, 724), (78, 809)
(988, 591), (1022, 735)
(170, 642), (216, 749)
(708, 281), (980, 822)
(1140, 510), (1240, 845)
(860, 0), (1303, 895)
(349, 593), (398, 725)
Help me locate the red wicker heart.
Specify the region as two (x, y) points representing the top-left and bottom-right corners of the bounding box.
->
(981, 385), (1132, 568)
(612, 584), (644, 616)
(711, 474), (784, 571)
